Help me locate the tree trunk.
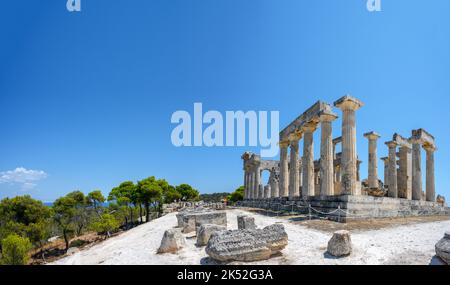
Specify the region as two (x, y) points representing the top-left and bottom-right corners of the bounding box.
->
(145, 203), (150, 223)
(130, 207), (133, 226)
(63, 229), (70, 251)
(139, 205), (143, 223)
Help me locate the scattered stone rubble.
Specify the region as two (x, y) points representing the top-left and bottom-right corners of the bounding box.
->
(435, 232), (450, 264)
(327, 230), (352, 257)
(176, 209), (227, 234)
(157, 228), (186, 254)
(205, 224), (288, 262)
(163, 201), (226, 215)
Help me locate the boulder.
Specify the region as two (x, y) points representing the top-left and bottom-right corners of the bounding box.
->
(435, 232), (450, 264)
(205, 224), (288, 262)
(237, 215), (256, 230)
(196, 224), (227, 246)
(327, 230), (352, 257)
(157, 228), (186, 254)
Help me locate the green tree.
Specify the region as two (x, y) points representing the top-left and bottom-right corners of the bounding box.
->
(1, 234), (32, 265)
(52, 196), (77, 251)
(65, 191), (90, 236)
(90, 214), (119, 239)
(175, 184), (200, 201)
(87, 190), (105, 211)
(108, 181), (136, 227)
(0, 196), (51, 252)
(163, 185), (182, 204)
(136, 177), (164, 222)
(228, 186), (244, 204)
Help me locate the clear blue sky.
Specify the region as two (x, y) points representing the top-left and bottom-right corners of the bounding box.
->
(1, 0), (449, 202)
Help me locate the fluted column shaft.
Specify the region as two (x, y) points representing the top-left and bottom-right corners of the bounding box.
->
(334, 96), (363, 195)
(425, 146), (436, 202)
(411, 142), (422, 201)
(364, 132), (380, 189)
(289, 139), (300, 199)
(398, 146), (412, 199)
(320, 112), (337, 196)
(254, 167), (261, 199)
(341, 109), (358, 194)
(244, 171), (249, 199)
(380, 157), (388, 189)
(248, 171), (254, 199)
(302, 125), (316, 197)
(279, 142), (289, 197)
(386, 141), (398, 198)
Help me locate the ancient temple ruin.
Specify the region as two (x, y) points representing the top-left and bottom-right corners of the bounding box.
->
(240, 95), (448, 222)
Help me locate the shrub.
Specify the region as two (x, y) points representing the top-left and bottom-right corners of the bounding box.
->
(1, 234), (32, 265)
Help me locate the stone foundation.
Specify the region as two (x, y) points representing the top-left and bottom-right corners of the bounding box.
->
(238, 195), (450, 223)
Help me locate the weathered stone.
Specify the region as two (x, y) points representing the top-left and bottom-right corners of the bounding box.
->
(196, 224), (227, 246)
(205, 224), (288, 262)
(327, 230), (352, 257)
(181, 211), (227, 233)
(437, 195), (446, 207)
(366, 188), (387, 197)
(435, 232), (450, 264)
(237, 215), (256, 230)
(157, 228), (185, 254)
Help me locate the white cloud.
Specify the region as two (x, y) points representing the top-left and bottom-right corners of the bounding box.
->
(0, 167), (48, 190)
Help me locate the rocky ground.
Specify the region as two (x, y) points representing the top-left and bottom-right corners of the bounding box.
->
(49, 209), (449, 265)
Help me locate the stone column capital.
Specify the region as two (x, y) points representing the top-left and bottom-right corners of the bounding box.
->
(301, 121), (318, 133)
(318, 110), (338, 122)
(364, 131), (381, 140)
(423, 144), (437, 153)
(279, 140), (290, 148)
(385, 141), (398, 148)
(334, 95), (364, 111)
(288, 131), (303, 143)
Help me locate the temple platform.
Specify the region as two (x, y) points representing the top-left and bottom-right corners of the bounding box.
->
(238, 195), (450, 223)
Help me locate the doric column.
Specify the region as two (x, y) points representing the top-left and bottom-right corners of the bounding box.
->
(364, 132), (380, 189)
(244, 170), (249, 199)
(302, 122), (318, 197)
(264, 185), (271, 199)
(248, 171), (254, 199)
(334, 96), (364, 195)
(269, 170), (279, 198)
(279, 141), (290, 197)
(254, 167), (261, 199)
(424, 145), (436, 202)
(289, 134), (301, 199)
(411, 140), (422, 201)
(319, 110), (338, 196)
(398, 145), (412, 199)
(386, 141), (398, 198)
(380, 157), (388, 189)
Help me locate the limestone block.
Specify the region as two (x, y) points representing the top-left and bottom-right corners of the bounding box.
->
(196, 224), (227, 246)
(205, 224), (288, 262)
(327, 230), (352, 257)
(435, 232), (450, 264)
(182, 211), (227, 233)
(157, 228), (185, 254)
(237, 215), (256, 230)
